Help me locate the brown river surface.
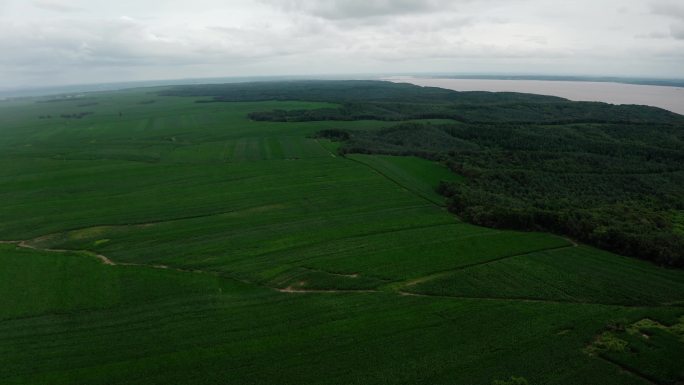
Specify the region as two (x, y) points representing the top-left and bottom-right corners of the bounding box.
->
(387, 77), (684, 115)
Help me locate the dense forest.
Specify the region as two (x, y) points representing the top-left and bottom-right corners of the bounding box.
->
(165, 80), (682, 124)
(164, 81), (684, 266)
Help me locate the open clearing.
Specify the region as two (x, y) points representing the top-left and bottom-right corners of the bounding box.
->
(0, 86), (682, 385)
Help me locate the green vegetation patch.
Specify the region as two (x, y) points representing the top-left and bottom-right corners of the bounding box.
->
(586, 317), (684, 384)
(673, 211), (684, 236)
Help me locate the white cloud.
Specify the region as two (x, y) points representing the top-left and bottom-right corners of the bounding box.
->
(0, 0), (682, 89)
(32, 1), (83, 13)
(651, 2), (684, 19)
(671, 23), (684, 39)
(261, 0), (456, 19)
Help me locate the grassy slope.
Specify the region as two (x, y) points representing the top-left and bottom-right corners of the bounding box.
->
(0, 89), (682, 385)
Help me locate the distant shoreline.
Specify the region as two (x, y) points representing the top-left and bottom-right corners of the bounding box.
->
(387, 77), (684, 115)
(387, 75), (684, 88)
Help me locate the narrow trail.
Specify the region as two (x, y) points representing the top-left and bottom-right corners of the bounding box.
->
(14, 240), (116, 266)
(393, 238), (578, 290)
(563, 237), (579, 247)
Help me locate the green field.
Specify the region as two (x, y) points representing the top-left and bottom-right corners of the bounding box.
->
(0, 85), (682, 385)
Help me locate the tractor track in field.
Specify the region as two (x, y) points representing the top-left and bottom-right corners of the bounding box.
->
(395, 238), (578, 289)
(315, 139), (337, 158)
(395, 291), (681, 309)
(594, 355), (662, 385)
(344, 155), (444, 207)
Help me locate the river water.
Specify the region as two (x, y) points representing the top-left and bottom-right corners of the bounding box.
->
(386, 77), (684, 115)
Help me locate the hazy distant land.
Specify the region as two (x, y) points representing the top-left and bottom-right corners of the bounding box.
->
(4, 75), (684, 116)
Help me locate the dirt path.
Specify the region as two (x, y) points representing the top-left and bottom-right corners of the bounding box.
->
(278, 287), (377, 294)
(563, 237), (580, 247)
(299, 266), (364, 279)
(14, 240), (116, 266)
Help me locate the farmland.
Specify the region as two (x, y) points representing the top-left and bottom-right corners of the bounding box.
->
(0, 82), (683, 385)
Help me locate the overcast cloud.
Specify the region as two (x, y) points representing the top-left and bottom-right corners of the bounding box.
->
(0, 0), (683, 89)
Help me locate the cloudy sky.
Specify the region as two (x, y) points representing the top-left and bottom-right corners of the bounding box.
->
(1, 0), (683, 89)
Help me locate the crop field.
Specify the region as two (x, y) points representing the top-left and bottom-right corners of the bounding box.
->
(0, 85), (682, 385)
